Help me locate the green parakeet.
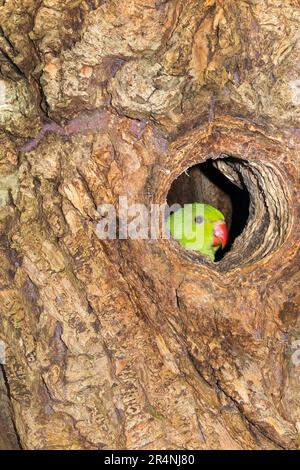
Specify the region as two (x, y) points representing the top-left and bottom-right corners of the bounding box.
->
(166, 203), (229, 261)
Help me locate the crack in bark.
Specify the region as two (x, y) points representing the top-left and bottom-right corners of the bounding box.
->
(188, 350), (286, 450)
(0, 365), (22, 449)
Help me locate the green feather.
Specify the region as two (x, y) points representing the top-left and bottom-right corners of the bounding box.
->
(166, 203), (225, 261)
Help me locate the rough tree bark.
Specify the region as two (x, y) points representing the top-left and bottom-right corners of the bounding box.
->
(0, 0), (299, 450)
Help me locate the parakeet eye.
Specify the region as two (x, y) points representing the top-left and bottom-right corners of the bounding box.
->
(195, 216), (204, 224)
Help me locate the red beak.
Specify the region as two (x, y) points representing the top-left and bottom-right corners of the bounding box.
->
(213, 221), (229, 249)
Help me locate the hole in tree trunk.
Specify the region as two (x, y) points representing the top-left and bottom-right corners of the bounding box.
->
(167, 158), (250, 261)
(165, 155), (291, 269)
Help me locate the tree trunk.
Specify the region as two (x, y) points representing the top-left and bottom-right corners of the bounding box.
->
(0, 0), (299, 450)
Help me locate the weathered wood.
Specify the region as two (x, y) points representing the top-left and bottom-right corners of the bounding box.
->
(0, 0), (299, 450)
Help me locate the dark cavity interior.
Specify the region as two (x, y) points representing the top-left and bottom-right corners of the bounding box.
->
(167, 158), (250, 261)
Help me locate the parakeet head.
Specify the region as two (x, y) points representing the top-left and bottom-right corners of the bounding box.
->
(166, 203), (229, 261)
